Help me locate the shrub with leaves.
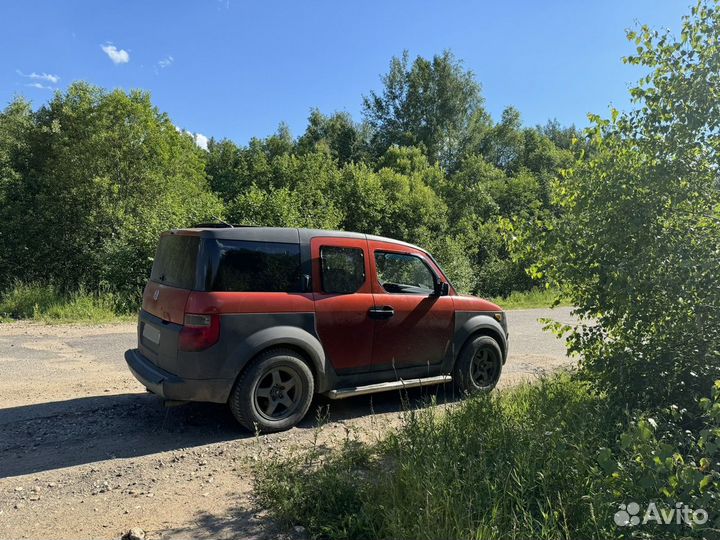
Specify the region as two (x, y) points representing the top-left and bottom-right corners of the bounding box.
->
(512, 0), (720, 410)
(597, 380), (720, 538)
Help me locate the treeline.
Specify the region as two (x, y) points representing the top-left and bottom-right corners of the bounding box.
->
(0, 51), (579, 305)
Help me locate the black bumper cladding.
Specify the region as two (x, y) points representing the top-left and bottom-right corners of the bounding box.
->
(124, 349), (232, 403)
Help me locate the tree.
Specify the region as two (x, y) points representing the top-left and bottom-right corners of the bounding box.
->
(227, 149), (344, 229)
(205, 137), (245, 202)
(227, 185), (343, 229)
(470, 106), (525, 173)
(0, 83), (222, 298)
(296, 109), (370, 165)
(514, 0), (720, 410)
(539, 119), (582, 152)
(362, 51), (484, 167)
(444, 155), (501, 223)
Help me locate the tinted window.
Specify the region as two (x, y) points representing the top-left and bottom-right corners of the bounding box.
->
(321, 246), (365, 294)
(211, 240), (301, 292)
(375, 252), (435, 294)
(150, 235), (199, 289)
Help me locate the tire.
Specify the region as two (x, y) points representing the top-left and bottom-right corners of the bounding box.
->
(453, 335), (503, 395)
(229, 348), (314, 433)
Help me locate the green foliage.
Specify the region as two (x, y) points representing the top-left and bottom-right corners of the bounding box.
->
(0, 282), (60, 319)
(256, 375), (720, 540)
(362, 50), (484, 167)
(254, 440), (375, 539)
(228, 184), (343, 229)
(512, 0), (720, 410)
(205, 138), (246, 202)
(489, 287), (566, 310)
(255, 374), (621, 539)
(0, 83), (222, 300)
(442, 155), (501, 223)
(0, 50), (572, 314)
(296, 109), (370, 165)
(539, 119), (583, 153)
(602, 380), (720, 538)
(0, 282), (132, 323)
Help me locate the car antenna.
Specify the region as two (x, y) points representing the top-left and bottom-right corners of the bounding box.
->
(213, 216), (234, 228)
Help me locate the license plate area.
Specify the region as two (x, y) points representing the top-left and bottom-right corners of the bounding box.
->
(142, 323), (161, 346)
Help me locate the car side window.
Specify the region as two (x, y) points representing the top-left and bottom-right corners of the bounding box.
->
(320, 246), (366, 294)
(211, 240), (302, 292)
(374, 252), (436, 294)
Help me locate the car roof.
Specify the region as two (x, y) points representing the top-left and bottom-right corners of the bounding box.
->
(165, 226), (426, 253)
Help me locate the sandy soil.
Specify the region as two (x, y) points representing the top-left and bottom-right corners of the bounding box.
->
(0, 307), (576, 539)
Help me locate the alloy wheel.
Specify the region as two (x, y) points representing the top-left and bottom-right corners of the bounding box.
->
(470, 347), (499, 387)
(253, 365), (304, 421)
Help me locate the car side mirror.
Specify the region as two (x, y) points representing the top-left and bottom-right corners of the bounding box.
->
(433, 281), (449, 296)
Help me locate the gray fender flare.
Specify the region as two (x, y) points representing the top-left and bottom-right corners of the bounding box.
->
(227, 325), (327, 388)
(454, 314), (508, 363)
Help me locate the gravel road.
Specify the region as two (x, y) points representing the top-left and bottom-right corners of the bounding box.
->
(0, 307), (576, 539)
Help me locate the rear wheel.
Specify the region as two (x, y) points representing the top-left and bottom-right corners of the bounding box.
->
(453, 335), (503, 395)
(229, 348), (314, 433)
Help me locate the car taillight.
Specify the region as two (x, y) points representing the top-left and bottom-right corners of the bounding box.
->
(179, 313), (220, 352)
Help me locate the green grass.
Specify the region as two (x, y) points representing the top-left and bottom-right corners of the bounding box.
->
(254, 374), (624, 540)
(253, 374), (719, 540)
(0, 282), (135, 324)
(489, 287), (568, 310)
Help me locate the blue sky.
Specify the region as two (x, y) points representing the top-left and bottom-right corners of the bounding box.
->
(2, 1), (690, 146)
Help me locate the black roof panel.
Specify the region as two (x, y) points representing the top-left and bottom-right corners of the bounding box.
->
(164, 227), (424, 252)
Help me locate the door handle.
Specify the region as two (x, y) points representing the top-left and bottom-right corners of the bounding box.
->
(368, 305), (395, 320)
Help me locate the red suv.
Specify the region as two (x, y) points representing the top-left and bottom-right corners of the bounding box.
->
(125, 226), (508, 432)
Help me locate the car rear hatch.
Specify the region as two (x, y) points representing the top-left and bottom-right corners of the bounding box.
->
(138, 233), (201, 373)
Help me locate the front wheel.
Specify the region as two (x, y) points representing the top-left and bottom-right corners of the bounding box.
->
(453, 335), (503, 395)
(229, 348), (314, 433)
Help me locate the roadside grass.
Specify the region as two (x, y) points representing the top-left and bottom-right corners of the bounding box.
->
(0, 282), (564, 323)
(253, 374), (623, 540)
(254, 374), (720, 540)
(489, 287), (568, 310)
(0, 282), (135, 324)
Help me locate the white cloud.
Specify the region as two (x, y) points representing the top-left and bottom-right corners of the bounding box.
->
(26, 82), (54, 91)
(158, 55), (174, 69)
(176, 127), (209, 150)
(101, 43), (130, 64)
(194, 133), (209, 150)
(17, 70), (60, 84)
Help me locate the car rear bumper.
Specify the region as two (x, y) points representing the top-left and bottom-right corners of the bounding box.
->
(124, 348), (233, 403)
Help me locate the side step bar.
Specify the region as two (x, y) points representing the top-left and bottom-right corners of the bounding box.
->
(326, 375), (452, 400)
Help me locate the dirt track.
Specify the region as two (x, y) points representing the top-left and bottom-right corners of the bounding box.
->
(0, 307), (576, 539)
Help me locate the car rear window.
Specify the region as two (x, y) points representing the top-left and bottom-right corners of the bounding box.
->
(320, 246), (366, 294)
(211, 240), (302, 293)
(150, 235), (200, 289)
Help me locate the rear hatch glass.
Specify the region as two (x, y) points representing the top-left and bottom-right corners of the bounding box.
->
(143, 233), (198, 324)
(150, 234), (200, 289)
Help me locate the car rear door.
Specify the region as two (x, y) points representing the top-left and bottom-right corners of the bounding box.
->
(368, 240), (454, 370)
(139, 233), (200, 372)
(311, 236), (375, 373)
